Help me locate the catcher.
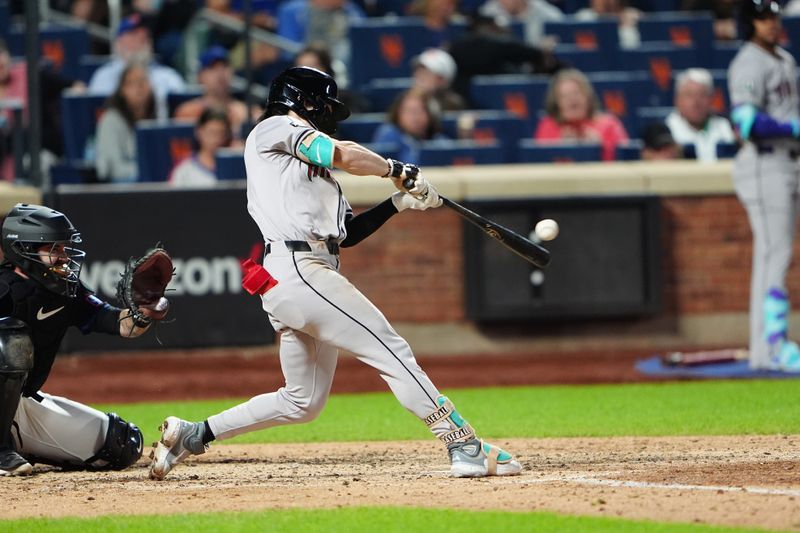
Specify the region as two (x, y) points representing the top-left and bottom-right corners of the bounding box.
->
(0, 203), (172, 476)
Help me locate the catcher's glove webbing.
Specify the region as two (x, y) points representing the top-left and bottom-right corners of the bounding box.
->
(116, 247), (173, 327)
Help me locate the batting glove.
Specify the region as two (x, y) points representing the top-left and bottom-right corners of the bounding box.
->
(383, 158), (419, 181)
(391, 187), (442, 212)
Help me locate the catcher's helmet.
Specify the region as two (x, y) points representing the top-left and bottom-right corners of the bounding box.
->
(264, 66), (350, 135)
(740, 0), (781, 40)
(1, 204), (85, 297)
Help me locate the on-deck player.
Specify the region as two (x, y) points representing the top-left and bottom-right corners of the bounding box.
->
(149, 66), (522, 479)
(728, 0), (800, 372)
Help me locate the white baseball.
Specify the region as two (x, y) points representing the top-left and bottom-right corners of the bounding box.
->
(535, 219), (559, 241)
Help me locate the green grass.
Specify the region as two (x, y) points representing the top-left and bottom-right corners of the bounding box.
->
(97, 380), (800, 445)
(0, 507), (780, 533)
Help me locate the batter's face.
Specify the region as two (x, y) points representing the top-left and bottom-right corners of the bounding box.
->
(397, 94), (431, 139)
(752, 15), (781, 48)
(676, 80), (712, 129)
(556, 79), (591, 123)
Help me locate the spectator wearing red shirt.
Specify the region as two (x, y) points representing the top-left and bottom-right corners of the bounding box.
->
(534, 68), (628, 161)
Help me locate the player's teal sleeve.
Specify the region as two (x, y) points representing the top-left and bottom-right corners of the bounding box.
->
(298, 134), (335, 169)
(731, 104), (800, 140)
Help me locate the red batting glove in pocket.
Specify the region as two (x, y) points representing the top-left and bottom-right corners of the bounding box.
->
(241, 259), (278, 295)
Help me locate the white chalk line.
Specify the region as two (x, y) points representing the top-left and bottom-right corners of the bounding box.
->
(496, 474), (800, 497)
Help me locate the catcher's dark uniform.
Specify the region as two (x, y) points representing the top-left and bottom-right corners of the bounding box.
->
(0, 264), (144, 470)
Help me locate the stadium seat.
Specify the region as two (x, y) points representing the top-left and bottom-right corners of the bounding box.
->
(364, 78), (413, 112)
(517, 139), (603, 163)
(635, 106), (672, 137)
(215, 149), (246, 181)
(469, 74), (551, 130)
(135, 121), (195, 182)
(615, 140), (643, 161)
(712, 41), (741, 70)
(49, 161), (96, 185)
(348, 18), (443, 89)
(543, 19), (619, 52)
(7, 24), (89, 80)
(637, 12), (714, 65)
(337, 113), (386, 144)
(167, 88), (205, 116)
(440, 110), (527, 163)
(708, 69), (731, 114)
(716, 142), (738, 159)
(0, 0), (8, 40)
(587, 71), (650, 136)
(783, 16), (800, 59)
(615, 43), (703, 107)
(418, 139), (505, 166)
(78, 55), (109, 84)
(59, 92), (108, 162)
(553, 44), (612, 72)
(361, 142), (401, 160)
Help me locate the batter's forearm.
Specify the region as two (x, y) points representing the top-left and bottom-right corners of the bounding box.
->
(333, 140), (392, 176)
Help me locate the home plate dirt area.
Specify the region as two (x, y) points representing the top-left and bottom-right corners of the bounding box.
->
(4, 435), (799, 531)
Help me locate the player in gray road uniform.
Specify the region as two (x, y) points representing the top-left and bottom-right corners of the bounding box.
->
(728, 0), (800, 372)
(149, 67), (523, 480)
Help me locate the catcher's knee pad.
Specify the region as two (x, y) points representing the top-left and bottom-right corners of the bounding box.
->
(86, 413), (144, 470)
(0, 317), (33, 375)
(424, 395), (476, 445)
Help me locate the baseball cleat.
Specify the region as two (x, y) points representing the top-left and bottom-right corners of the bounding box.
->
(0, 448), (33, 476)
(447, 439), (522, 478)
(148, 416), (207, 480)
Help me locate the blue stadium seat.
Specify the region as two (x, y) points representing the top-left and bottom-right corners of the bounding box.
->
(7, 24), (89, 80)
(543, 19), (619, 52)
(362, 142), (401, 160)
(418, 140), (505, 166)
(469, 74), (551, 130)
(337, 113), (386, 143)
(135, 121), (195, 182)
(440, 110), (527, 163)
(708, 69), (731, 114)
(59, 92), (108, 161)
(783, 16), (800, 60)
(50, 161), (95, 185)
(615, 43), (703, 107)
(78, 55), (109, 84)
(712, 41), (741, 70)
(637, 12), (714, 65)
(636, 0), (682, 11)
(364, 78), (413, 113)
(635, 106), (672, 137)
(167, 88), (205, 116)
(587, 71), (650, 136)
(517, 139), (603, 163)
(0, 0), (8, 40)
(615, 140), (643, 161)
(553, 44), (612, 72)
(215, 149), (246, 181)
(348, 18), (440, 88)
(716, 142), (738, 159)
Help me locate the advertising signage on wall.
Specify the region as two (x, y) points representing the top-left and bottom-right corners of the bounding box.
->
(53, 184), (275, 351)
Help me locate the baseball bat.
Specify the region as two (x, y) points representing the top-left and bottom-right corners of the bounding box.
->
(442, 197), (551, 268)
(400, 176), (550, 268)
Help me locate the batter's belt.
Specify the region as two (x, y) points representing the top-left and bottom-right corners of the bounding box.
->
(265, 240), (340, 256)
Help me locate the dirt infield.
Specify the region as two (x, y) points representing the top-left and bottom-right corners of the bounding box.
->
(5, 436), (800, 531)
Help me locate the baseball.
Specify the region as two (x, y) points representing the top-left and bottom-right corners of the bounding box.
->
(535, 219), (559, 241)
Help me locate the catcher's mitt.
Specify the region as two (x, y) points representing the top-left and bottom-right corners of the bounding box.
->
(116, 246), (174, 326)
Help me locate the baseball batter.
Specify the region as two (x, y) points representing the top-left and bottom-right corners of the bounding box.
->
(150, 67), (522, 479)
(728, 0), (800, 372)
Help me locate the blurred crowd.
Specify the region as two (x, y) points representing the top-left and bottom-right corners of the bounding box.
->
(0, 0), (792, 185)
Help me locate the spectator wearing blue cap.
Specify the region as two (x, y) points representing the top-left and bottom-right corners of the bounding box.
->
(174, 46), (251, 143)
(88, 13), (186, 120)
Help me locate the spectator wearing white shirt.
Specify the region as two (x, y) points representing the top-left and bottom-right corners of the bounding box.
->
(665, 68), (735, 162)
(479, 0), (563, 47)
(88, 14), (186, 120)
(169, 107), (232, 187)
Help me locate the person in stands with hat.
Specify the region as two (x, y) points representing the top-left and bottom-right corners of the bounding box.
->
(174, 46), (252, 143)
(89, 13), (186, 120)
(411, 48), (465, 113)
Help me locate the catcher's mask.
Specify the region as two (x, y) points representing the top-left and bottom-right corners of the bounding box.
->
(1, 203), (86, 298)
(263, 66), (350, 135)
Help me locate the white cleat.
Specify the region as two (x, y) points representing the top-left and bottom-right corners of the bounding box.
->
(0, 449), (33, 477)
(149, 416), (207, 480)
(447, 439), (522, 478)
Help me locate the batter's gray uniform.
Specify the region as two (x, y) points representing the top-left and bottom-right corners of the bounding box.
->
(728, 42), (800, 369)
(205, 115), (449, 440)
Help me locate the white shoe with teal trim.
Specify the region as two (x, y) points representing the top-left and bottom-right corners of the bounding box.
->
(447, 438), (522, 477)
(149, 416), (207, 480)
(774, 341), (800, 373)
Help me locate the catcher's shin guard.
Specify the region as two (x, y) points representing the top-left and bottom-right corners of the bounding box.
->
(0, 318), (34, 476)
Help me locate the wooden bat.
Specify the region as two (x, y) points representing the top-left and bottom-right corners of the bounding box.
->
(400, 174), (551, 268)
(442, 197), (551, 268)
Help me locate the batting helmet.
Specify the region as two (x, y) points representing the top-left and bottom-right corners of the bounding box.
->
(264, 66), (350, 135)
(739, 0), (781, 41)
(1, 204), (85, 297)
